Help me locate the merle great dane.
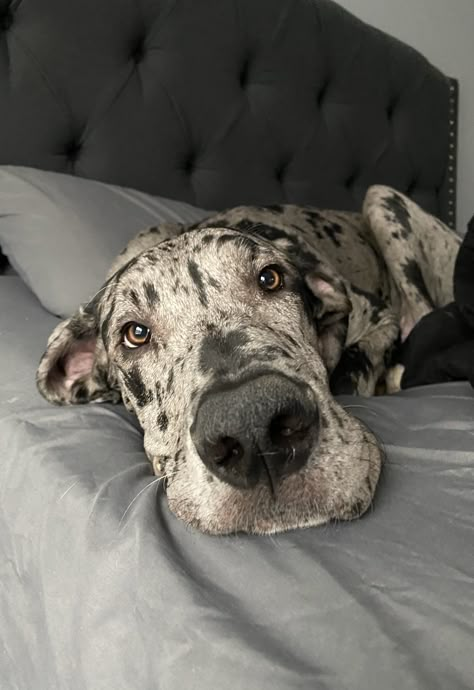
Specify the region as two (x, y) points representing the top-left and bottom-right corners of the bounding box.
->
(37, 186), (460, 535)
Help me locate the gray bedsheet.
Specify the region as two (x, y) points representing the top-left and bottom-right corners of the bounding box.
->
(1, 276), (473, 690)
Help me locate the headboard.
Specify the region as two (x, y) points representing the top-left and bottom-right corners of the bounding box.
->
(0, 0), (457, 226)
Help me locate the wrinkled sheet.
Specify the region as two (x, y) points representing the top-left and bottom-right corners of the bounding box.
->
(1, 276), (473, 690)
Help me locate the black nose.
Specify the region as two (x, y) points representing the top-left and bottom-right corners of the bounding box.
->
(191, 374), (319, 489)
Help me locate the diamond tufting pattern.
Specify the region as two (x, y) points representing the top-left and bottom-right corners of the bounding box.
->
(0, 0), (456, 223)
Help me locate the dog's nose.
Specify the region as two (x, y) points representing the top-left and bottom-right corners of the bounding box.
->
(191, 374), (318, 489)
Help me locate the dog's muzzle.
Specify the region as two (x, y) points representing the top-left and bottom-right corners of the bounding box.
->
(191, 374), (319, 489)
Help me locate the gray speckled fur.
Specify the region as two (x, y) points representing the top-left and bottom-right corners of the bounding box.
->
(36, 186), (459, 534)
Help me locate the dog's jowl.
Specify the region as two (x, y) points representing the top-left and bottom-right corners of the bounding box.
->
(37, 186), (460, 534)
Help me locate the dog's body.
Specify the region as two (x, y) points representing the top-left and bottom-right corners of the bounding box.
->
(37, 186), (460, 534)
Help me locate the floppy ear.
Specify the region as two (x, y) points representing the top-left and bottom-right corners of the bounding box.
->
(304, 265), (352, 372)
(37, 305), (121, 406)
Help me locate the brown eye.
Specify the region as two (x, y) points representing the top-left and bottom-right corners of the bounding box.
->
(258, 265), (284, 291)
(122, 322), (151, 349)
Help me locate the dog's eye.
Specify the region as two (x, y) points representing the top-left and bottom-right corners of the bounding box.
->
(258, 265), (284, 292)
(122, 322), (151, 349)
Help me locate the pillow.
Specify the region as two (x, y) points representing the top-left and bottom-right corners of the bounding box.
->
(0, 167), (211, 317)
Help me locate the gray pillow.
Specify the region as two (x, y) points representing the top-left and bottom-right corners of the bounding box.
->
(0, 166), (211, 317)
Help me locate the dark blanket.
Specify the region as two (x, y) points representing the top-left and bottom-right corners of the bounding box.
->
(400, 216), (474, 389)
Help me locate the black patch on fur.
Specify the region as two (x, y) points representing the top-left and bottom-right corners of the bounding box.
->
(123, 365), (153, 407)
(157, 411), (169, 432)
(303, 209), (323, 226)
(264, 204), (285, 213)
(166, 370), (174, 393)
(155, 382), (162, 406)
(233, 219), (260, 233)
(129, 289), (141, 308)
(252, 224), (288, 241)
(144, 281), (159, 307)
(199, 330), (250, 373)
(201, 233), (216, 245)
(323, 223), (343, 247)
(402, 259), (434, 306)
(188, 259), (208, 307)
(382, 193), (411, 238)
(330, 345), (372, 395)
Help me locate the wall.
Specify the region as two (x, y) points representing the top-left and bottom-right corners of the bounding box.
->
(337, 0), (473, 232)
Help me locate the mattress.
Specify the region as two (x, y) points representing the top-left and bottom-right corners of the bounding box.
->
(1, 275), (473, 690)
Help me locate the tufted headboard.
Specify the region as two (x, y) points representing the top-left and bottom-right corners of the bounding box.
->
(0, 0), (457, 226)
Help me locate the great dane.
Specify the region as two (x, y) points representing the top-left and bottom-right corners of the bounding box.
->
(37, 186), (460, 534)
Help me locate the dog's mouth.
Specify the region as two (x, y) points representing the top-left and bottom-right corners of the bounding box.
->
(165, 402), (382, 536)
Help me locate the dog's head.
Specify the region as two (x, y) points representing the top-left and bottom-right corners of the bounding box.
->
(37, 227), (382, 534)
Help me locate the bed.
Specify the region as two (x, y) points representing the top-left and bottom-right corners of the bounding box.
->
(0, 1), (472, 689)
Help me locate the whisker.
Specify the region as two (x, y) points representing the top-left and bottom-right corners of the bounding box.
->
(118, 473), (175, 528)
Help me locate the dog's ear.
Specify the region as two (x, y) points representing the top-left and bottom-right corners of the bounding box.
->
(304, 264), (352, 372)
(37, 303), (120, 406)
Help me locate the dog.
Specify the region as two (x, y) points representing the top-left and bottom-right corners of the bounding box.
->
(37, 186), (460, 534)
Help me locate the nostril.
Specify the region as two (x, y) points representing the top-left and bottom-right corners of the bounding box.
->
(211, 436), (244, 465)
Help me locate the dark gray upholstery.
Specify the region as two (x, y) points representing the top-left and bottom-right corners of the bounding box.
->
(0, 0), (456, 224)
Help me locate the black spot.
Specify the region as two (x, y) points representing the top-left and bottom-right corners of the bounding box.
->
(402, 260), (434, 306)
(157, 411), (169, 432)
(147, 227), (160, 234)
(252, 223), (288, 241)
(155, 382), (162, 406)
(188, 258), (208, 307)
(166, 370), (175, 393)
(330, 345), (372, 395)
(201, 233), (216, 245)
(122, 365), (153, 407)
(323, 222), (343, 247)
(129, 289), (141, 308)
(382, 192), (411, 238)
(144, 281), (159, 307)
(199, 330), (250, 373)
(216, 233), (241, 246)
(233, 219), (260, 233)
(303, 209), (323, 226)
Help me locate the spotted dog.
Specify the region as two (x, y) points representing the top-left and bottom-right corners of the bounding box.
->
(37, 186), (460, 535)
